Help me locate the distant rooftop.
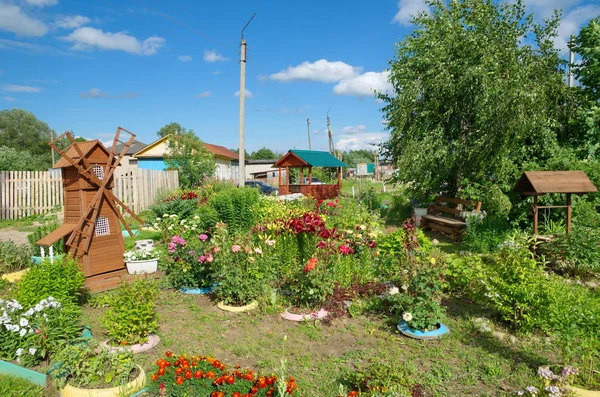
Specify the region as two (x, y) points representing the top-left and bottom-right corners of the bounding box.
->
(111, 140), (148, 156)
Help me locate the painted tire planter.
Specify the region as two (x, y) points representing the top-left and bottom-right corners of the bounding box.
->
(101, 335), (160, 354)
(281, 308), (328, 322)
(0, 359), (47, 387)
(179, 286), (215, 295)
(217, 300), (258, 313)
(572, 386), (600, 397)
(60, 365), (145, 397)
(121, 229), (139, 237)
(397, 321), (449, 340)
(125, 258), (158, 275)
(31, 254), (64, 265)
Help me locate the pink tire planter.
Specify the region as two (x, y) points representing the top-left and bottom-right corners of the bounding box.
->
(101, 334), (160, 354)
(281, 308), (328, 322)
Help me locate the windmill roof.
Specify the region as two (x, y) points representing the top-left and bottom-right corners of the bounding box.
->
(513, 171), (598, 195)
(274, 150), (348, 168)
(53, 140), (110, 168)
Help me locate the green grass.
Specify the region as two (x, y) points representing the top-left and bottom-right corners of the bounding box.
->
(123, 230), (162, 250)
(78, 292), (558, 396)
(0, 374), (46, 397)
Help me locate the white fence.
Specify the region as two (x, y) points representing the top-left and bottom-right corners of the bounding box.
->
(0, 167), (179, 219)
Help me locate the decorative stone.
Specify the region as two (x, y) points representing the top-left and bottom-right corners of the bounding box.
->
(134, 240), (154, 252)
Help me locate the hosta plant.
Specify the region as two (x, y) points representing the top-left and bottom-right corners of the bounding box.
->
(146, 351), (298, 397)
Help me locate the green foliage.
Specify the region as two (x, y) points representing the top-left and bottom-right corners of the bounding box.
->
(249, 147), (280, 160)
(194, 204), (220, 231)
(150, 196), (198, 220)
(573, 17), (600, 102)
(0, 146), (48, 171)
(386, 193), (413, 225)
(343, 359), (414, 395)
(0, 109), (54, 159)
(51, 342), (135, 389)
(539, 227), (600, 278)
(444, 254), (486, 295)
(357, 187), (382, 212)
(15, 257), (85, 308)
(164, 132), (216, 189)
(341, 150), (376, 167)
(0, 241), (34, 274)
(381, 0), (566, 198)
(0, 296), (81, 366)
(27, 221), (64, 255)
(462, 215), (513, 253)
(101, 279), (159, 345)
(288, 258), (333, 309)
(0, 374), (44, 397)
(460, 183), (512, 218)
(210, 187), (260, 234)
(157, 122), (183, 138)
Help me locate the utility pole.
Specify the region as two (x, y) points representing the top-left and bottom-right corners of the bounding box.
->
(327, 108), (335, 155)
(568, 34), (575, 88)
(306, 118), (312, 150)
(238, 14), (255, 187)
(50, 129), (55, 166)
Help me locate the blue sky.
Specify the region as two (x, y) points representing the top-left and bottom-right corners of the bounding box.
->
(0, 0), (598, 153)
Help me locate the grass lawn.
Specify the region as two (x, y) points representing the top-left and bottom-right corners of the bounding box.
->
(0, 374), (46, 397)
(80, 291), (554, 397)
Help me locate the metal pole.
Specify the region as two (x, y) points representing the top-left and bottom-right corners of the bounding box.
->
(568, 35), (575, 88)
(238, 38), (247, 187)
(307, 118), (311, 150)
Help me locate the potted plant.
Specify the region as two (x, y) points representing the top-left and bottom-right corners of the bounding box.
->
(100, 279), (160, 353)
(282, 257), (333, 321)
(386, 257), (449, 339)
(51, 342), (145, 397)
(124, 248), (159, 275)
(146, 351), (299, 396)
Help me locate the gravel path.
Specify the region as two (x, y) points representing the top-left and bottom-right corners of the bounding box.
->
(0, 228), (32, 245)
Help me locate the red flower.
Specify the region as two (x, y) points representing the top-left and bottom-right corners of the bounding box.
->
(368, 241), (377, 249)
(175, 376), (185, 385)
(338, 245), (354, 255)
(304, 257), (318, 273)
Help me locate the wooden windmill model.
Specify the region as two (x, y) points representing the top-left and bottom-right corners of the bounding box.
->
(37, 127), (143, 292)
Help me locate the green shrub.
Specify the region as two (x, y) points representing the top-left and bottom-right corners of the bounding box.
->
(343, 359), (415, 395)
(210, 187), (260, 234)
(461, 182), (512, 218)
(194, 204), (219, 231)
(101, 279), (159, 345)
(15, 256), (85, 308)
(539, 227), (600, 278)
(461, 215), (513, 253)
(0, 241), (34, 274)
(150, 196), (198, 220)
(27, 222), (64, 255)
(357, 187), (382, 212)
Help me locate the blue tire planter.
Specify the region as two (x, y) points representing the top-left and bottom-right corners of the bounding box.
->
(179, 286), (215, 295)
(0, 360), (47, 387)
(31, 254), (64, 265)
(397, 321), (449, 340)
(122, 229), (139, 237)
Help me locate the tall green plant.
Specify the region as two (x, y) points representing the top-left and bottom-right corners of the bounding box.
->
(210, 187), (260, 234)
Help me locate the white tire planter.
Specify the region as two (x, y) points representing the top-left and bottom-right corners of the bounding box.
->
(125, 258), (158, 275)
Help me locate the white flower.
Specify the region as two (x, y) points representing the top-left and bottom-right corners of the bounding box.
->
(163, 214), (169, 218)
(359, 225), (366, 230)
(402, 312), (413, 322)
(194, 215), (199, 220)
(180, 219), (186, 225)
(388, 287), (399, 295)
(167, 226), (173, 230)
(19, 318), (28, 327)
(19, 328), (26, 337)
(169, 214), (177, 219)
(28, 348), (37, 355)
(23, 309), (34, 317)
(401, 284), (408, 291)
(15, 348), (23, 357)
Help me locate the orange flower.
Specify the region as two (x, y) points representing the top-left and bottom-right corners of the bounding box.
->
(175, 376), (184, 385)
(304, 257), (318, 273)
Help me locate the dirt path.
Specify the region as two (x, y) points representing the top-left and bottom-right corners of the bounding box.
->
(0, 227), (32, 245)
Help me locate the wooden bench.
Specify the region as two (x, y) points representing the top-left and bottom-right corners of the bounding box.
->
(420, 197), (482, 241)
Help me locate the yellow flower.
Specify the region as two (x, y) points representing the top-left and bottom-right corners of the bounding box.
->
(429, 257), (436, 264)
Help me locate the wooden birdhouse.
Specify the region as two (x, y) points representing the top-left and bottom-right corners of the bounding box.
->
(37, 128), (142, 292)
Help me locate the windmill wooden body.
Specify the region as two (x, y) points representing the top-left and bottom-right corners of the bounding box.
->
(37, 128), (142, 292)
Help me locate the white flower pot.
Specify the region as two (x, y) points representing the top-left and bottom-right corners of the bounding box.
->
(125, 258), (158, 275)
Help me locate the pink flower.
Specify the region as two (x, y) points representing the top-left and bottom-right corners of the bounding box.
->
(35, 329), (41, 334)
(338, 244), (354, 255)
(213, 246), (221, 253)
(168, 242), (176, 253)
(198, 255), (207, 263)
(254, 247), (263, 255)
(199, 233), (208, 242)
(232, 245), (241, 253)
(206, 254), (213, 263)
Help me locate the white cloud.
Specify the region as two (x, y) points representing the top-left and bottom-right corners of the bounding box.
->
(269, 59), (362, 83)
(178, 55), (192, 62)
(341, 125), (368, 134)
(553, 4), (600, 50)
(0, 5), (48, 36)
(211, 70), (222, 75)
(336, 132), (389, 151)
(24, 0), (58, 7)
(2, 84), (42, 92)
(525, 0), (582, 19)
(234, 89), (253, 98)
(62, 27), (165, 55)
(195, 91), (212, 98)
(203, 50), (228, 63)
(392, 0), (429, 26)
(333, 71), (393, 97)
(1, 96), (16, 101)
(55, 15), (90, 29)
(80, 88), (138, 99)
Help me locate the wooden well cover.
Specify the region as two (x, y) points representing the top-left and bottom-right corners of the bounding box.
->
(513, 171), (598, 195)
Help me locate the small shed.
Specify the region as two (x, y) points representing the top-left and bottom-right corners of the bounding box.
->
(273, 150), (348, 200)
(513, 171), (597, 234)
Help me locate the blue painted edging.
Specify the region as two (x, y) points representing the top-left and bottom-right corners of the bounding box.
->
(122, 229), (140, 238)
(0, 360), (47, 387)
(31, 254), (64, 265)
(397, 321), (449, 340)
(179, 285), (215, 295)
(131, 388), (149, 397)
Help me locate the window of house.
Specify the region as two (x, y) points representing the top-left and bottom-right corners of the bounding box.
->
(95, 216), (110, 236)
(92, 165), (104, 180)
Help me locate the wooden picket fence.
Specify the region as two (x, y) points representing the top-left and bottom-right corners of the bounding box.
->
(0, 167), (179, 219)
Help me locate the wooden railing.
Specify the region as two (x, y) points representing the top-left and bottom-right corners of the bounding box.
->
(279, 184), (340, 200)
